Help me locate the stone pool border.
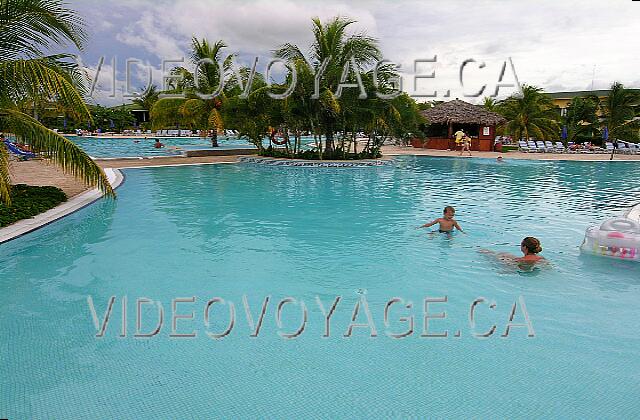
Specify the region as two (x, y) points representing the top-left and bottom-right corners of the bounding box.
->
(238, 156), (393, 167)
(0, 168), (124, 244)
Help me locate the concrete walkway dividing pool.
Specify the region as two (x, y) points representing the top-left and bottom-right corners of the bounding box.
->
(382, 145), (640, 161)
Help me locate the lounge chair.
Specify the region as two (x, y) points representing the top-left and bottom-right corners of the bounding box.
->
(528, 140), (541, 152)
(554, 142), (566, 153)
(518, 140), (529, 152)
(544, 141), (555, 152)
(618, 142), (632, 155)
(3, 139), (36, 160)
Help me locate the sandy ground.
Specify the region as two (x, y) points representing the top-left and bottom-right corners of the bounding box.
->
(8, 149), (639, 200)
(9, 159), (90, 198)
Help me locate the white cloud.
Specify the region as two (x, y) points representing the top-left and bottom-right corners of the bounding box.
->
(71, 0), (640, 105)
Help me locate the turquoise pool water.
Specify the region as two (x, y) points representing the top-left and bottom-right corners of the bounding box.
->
(68, 135), (314, 158)
(1, 156), (640, 418)
(68, 136), (258, 158)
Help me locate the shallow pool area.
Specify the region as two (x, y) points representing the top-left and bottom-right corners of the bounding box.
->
(67, 135), (317, 158)
(1, 156), (640, 418)
(68, 136), (259, 158)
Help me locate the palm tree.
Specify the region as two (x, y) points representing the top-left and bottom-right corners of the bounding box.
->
(132, 84), (160, 113)
(498, 85), (560, 141)
(563, 96), (599, 144)
(483, 97), (498, 112)
(151, 38), (231, 146)
(601, 82), (640, 142)
(275, 17), (381, 152)
(0, 0), (114, 205)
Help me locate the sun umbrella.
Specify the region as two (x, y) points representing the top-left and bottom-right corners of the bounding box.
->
(109, 119), (115, 129)
(561, 126), (568, 140)
(602, 126), (609, 141)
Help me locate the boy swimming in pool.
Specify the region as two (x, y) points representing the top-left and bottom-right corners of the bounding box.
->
(418, 206), (464, 233)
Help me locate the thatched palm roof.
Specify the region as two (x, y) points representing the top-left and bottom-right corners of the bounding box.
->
(420, 99), (506, 125)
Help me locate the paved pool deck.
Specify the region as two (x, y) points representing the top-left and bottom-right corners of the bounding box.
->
(9, 159), (91, 198)
(382, 146), (640, 161)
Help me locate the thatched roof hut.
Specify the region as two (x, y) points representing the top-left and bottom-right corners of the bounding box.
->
(420, 99), (506, 126)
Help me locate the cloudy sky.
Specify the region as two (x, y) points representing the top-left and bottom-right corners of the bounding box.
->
(66, 0), (640, 106)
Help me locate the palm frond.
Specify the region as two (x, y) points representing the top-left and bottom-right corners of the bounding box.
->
(0, 58), (90, 120)
(0, 0), (86, 60)
(273, 43), (307, 64)
(150, 98), (186, 129)
(208, 108), (223, 131)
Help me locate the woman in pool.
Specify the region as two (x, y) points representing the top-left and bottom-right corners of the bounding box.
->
(480, 237), (546, 265)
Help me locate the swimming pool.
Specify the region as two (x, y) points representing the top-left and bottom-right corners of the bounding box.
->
(1, 156), (639, 418)
(68, 136), (260, 158)
(68, 135), (314, 158)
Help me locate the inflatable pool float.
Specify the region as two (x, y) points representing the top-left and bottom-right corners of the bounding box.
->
(581, 203), (640, 261)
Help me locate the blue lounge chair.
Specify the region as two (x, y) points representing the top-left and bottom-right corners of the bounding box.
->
(2, 139), (36, 160)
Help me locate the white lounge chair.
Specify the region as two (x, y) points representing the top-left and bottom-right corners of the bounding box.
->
(554, 142), (565, 153)
(618, 142), (632, 155)
(518, 140), (529, 152)
(528, 141), (541, 152)
(544, 141), (555, 152)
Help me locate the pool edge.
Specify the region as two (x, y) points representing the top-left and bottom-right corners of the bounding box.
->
(0, 168), (125, 245)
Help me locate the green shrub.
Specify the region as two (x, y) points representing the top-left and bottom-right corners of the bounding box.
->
(0, 185), (67, 228)
(501, 145), (519, 152)
(260, 146), (382, 160)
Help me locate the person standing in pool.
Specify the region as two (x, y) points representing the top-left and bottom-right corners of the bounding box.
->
(418, 206), (464, 233)
(154, 139), (164, 148)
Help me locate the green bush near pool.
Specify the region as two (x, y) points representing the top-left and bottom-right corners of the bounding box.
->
(0, 185), (67, 228)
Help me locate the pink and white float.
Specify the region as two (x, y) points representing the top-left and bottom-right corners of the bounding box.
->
(581, 203), (640, 261)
